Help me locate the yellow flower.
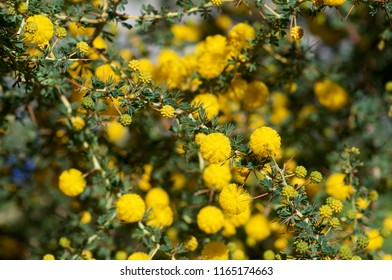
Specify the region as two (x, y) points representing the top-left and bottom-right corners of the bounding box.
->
(249, 126), (281, 158)
(71, 116), (85, 131)
(24, 15), (54, 45)
(324, 0), (346, 6)
(325, 173), (353, 201)
(201, 241), (228, 260)
(116, 194), (146, 223)
(128, 59), (140, 72)
(128, 252), (151, 260)
(319, 205), (333, 219)
(105, 120), (130, 147)
(115, 250), (128, 260)
(160, 105), (175, 118)
(145, 188), (170, 208)
(281, 185), (297, 199)
(95, 63), (121, 83)
(291, 26), (304, 41)
(195, 132), (207, 146)
(226, 78), (248, 101)
(314, 79), (349, 111)
(243, 80), (269, 110)
(211, 0), (223, 7)
(355, 197), (370, 210)
(43, 254), (55, 260)
(76, 41), (89, 55)
(199, 133), (231, 164)
(219, 184), (250, 215)
(197, 206), (224, 234)
(171, 24), (201, 42)
(366, 229), (383, 251)
(146, 205), (174, 229)
(245, 214), (271, 241)
(184, 235), (198, 251)
(58, 168), (86, 197)
(79, 211), (92, 224)
(227, 23), (255, 52)
(203, 163), (232, 191)
(191, 93), (220, 121)
(227, 206), (251, 227)
(326, 197), (343, 213)
(196, 35), (228, 79)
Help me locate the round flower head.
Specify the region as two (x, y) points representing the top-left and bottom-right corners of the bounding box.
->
(128, 59), (140, 72)
(146, 205), (174, 229)
(160, 105), (175, 118)
(326, 197), (343, 213)
(116, 193), (146, 223)
(219, 184), (250, 215)
(319, 205), (333, 219)
(201, 241), (228, 260)
(249, 126), (281, 158)
(366, 229), (383, 250)
(211, 0), (223, 7)
(325, 173), (353, 201)
(227, 23), (255, 51)
(145, 188), (170, 208)
(245, 214), (271, 241)
(243, 81), (269, 110)
(197, 206), (224, 234)
(227, 206), (251, 227)
(324, 0), (346, 6)
(203, 163), (232, 191)
(291, 26), (304, 41)
(199, 133), (231, 164)
(191, 93), (220, 121)
(71, 116), (85, 131)
(24, 15), (54, 45)
(184, 235), (198, 251)
(43, 254), (55, 260)
(314, 79), (348, 111)
(58, 168), (87, 197)
(76, 41), (89, 55)
(128, 252), (151, 260)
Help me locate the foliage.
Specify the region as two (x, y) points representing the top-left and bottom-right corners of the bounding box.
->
(0, 0), (391, 260)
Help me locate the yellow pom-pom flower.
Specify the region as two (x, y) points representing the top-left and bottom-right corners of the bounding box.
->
(160, 105), (175, 118)
(249, 126), (281, 158)
(199, 133), (231, 164)
(146, 205), (174, 229)
(197, 206), (224, 234)
(319, 205), (333, 219)
(356, 197), (370, 210)
(326, 197), (343, 213)
(291, 26), (304, 41)
(43, 254), (55, 260)
(203, 163), (232, 191)
(191, 93), (220, 121)
(145, 188), (170, 208)
(324, 0), (346, 6)
(24, 15), (54, 45)
(245, 214), (271, 241)
(128, 59), (140, 72)
(71, 116), (85, 131)
(128, 252), (151, 260)
(211, 0), (223, 7)
(219, 184), (250, 215)
(325, 173), (353, 201)
(366, 229), (384, 251)
(243, 81), (269, 110)
(314, 79), (349, 111)
(184, 235), (198, 251)
(79, 211), (92, 224)
(58, 168), (86, 197)
(201, 241), (228, 260)
(116, 193), (146, 223)
(76, 41), (89, 55)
